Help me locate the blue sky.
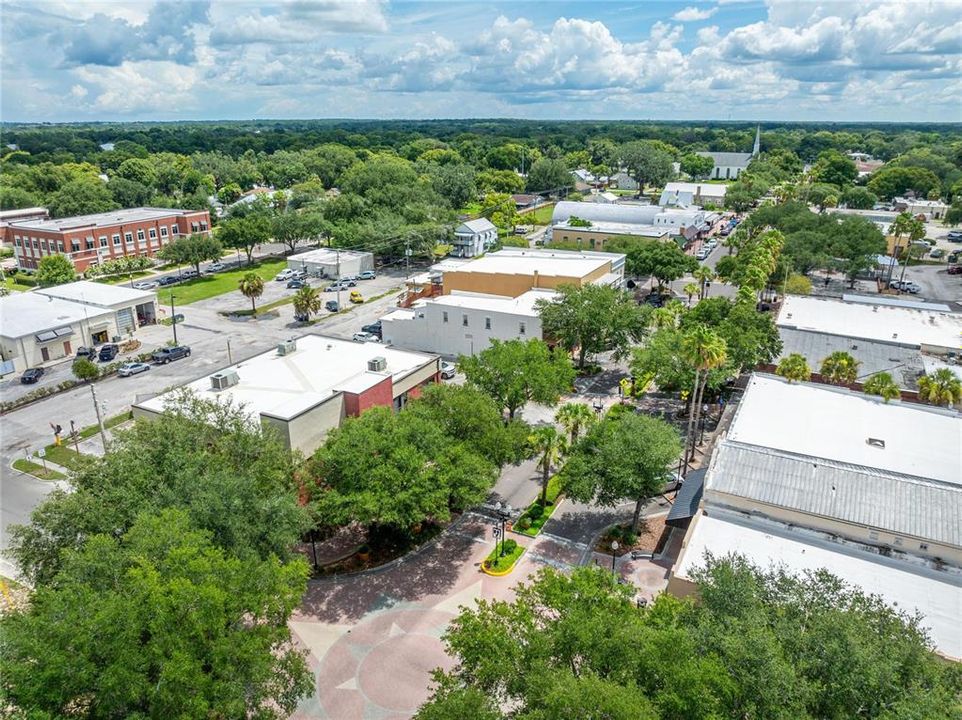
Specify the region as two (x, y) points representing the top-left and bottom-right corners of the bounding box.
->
(2, 1), (960, 123)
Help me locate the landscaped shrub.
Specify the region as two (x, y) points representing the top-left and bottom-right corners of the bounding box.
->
(502, 539), (518, 554)
(516, 517), (532, 531)
(527, 503), (544, 519)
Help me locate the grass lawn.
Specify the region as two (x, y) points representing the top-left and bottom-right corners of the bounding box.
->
(97, 271), (155, 286)
(40, 444), (89, 472)
(12, 458), (66, 481)
(159, 259), (288, 306)
(482, 539), (525, 573)
(3, 277), (36, 293)
(522, 204), (555, 225)
(457, 201), (482, 216)
(514, 475), (563, 537)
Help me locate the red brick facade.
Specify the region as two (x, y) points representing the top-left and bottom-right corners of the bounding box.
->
(5, 208), (211, 272)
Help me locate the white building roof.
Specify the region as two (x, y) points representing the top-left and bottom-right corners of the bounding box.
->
(554, 220), (669, 238)
(551, 201), (661, 226)
(674, 511), (962, 660)
(841, 294), (951, 312)
(289, 248), (372, 264)
(134, 335), (437, 422)
(663, 182), (728, 199)
(728, 375), (961, 484)
(456, 218), (497, 235)
(35, 280), (155, 308)
(777, 295), (962, 351)
(424, 289), (557, 316)
(0, 292), (113, 339)
(6, 207), (202, 232)
(447, 247), (623, 279)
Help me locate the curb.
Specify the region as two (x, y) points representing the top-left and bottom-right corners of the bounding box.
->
(480, 549), (525, 577)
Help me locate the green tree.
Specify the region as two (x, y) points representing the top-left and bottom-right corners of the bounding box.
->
(619, 141), (675, 194)
(480, 192), (518, 230)
(108, 176), (152, 207)
(683, 282), (699, 306)
(477, 169), (526, 194)
(783, 273), (812, 295)
(811, 149), (857, 188)
(917, 368), (962, 407)
(0, 185), (42, 210)
(831, 215), (886, 287)
(460, 339), (575, 420)
(158, 233), (223, 275)
(71, 357), (99, 382)
(555, 402), (597, 445)
(868, 165), (941, 200)
(563, 413), (681, 532)
(681, 325), (727, 466)
(680, 153), (715, 180)
(1, 509), (312, 718)
(429, 163), (478, 209)
(526, 158), (574, 193)
(239, 271), (265, 313)
(35, 254), (76, 286)
(693, 265), (715, 300)
(309, 406), (497, 531)
(819, 351), (860, 384)
(529, 424), (567, 504)
(292, 285), (321, 321)
(115, 157), (158, 187)
(47, 177), (119, 218)
(841, 185), (879, 209)
(725, 175), (769, 212)
(621, 239), (698, 288)
(535, 284), (648, 369)
(863, 372), (901, 402)
(776, 353), (812, 383)
(272, 211), (322, 253)
(217, 181), (243, 204)
(889, 212), (926, 287)
(218, 212), (271, 264)
(9, 392), (311, 585)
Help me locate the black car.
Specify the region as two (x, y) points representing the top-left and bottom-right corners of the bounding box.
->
(361, 321), (382, 338)
(98, 343), (119, 362)
(287, 278), (307, 289)
(947, 230), (962, 242)
(325, 300), (339, 312)
(75, 346), (96, 360)
(642, 292), (666, 308)
(20, 368), (45, 384)
(157, 275), (180, 286)
(152, 346), (192, 364)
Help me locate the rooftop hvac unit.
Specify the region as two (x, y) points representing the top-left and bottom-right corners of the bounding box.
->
(368, 356), (387, 372)
(210, 370), (240, 391)
(277, 339), (297, 356)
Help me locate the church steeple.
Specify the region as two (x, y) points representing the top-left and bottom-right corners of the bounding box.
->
(752, 125), (761, 156)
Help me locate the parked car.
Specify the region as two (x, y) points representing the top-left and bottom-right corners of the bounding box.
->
(947, 230), (962, 242)
(349, 290), (364, 304)
(275, 269), (296, 282)
(132, 281), (158, 290)
(98, 343), (119, 362)
(207, 261), (228, 273)
(902, 282), (922, 294)
(118, 362), (151, 377)
(930, 248), (945, 259)
(361, 321), (382, 337)
(642, 292), (666, 308)
(152, 346), (192, 364)
(75, 346), (96, 360)
(696, 248), (710, 261)
(352, 332), (380, 343)
(157, 275), (180, 287)
(357, 270), (377, 280)
(948, 251), (960, 263)
(287, 278), (307, 289)
(180, 269), (199, 279)
(325, 300), (339, 312)
(20, 368), (44, 384)
(325, 281), (353, 292)
(337, 277), (357, 287)
(947, 265), (962, 275)
(440, 361), (456, 379)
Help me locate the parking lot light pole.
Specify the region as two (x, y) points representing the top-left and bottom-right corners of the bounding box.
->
(169, 292), (177, 345)
(495, 501), (512, 556)
(610, 540), (619, 574)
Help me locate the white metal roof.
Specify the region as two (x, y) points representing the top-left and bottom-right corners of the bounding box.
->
(135, 335), (437, 421)
(446, 247), (623, 279)
(663, 182), (728, 198)
(728, 374), (961, 484)
(554, 220), (669, 238)
(35, 280), (156, 308)
(696, 151), (753, 167)
(0, 292), (113, 339)
(841, 294), (951, 312)
(288, 248), (373, 264)
(427, 289), (557, 315)
(456, 218), (497, 234)
(777, 295), (962, 350)
(551, 201), (661, 226)
(6, 207), (202, 232)
(674, 511), (962, 660)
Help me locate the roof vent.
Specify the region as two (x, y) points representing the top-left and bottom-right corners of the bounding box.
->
(211, 370), (239, 391)
(277, 339), (297, 356)
(866, 438), (885, 449)
(368, 356), (387, 372)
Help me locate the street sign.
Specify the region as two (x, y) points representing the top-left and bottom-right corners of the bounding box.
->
(172, 313), (185, 324)
(36, 448), (46, 458)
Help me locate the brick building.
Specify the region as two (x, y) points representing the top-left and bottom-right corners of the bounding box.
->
(4, 207), (211, 272)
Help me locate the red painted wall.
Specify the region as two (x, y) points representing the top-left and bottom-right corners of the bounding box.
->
(343, 375), (394, 417)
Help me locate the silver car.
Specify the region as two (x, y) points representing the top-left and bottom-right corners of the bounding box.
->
(117, 362), (151, 377)
(352, 332), (380, 343)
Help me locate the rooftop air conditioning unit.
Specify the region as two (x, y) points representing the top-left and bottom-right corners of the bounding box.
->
(368, 356), (387, 372)
(210, 370), (240, 391)
(277, 339), (297, 356)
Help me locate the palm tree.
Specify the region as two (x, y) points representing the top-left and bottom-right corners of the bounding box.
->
(917, 368), (962, 407)
(693, 265), (715, 300)
(555, 402), (596, 446)
(292, 286), (321, 321)
(681, 325), (727, 469)
(776, 353), (812, 383)
(863, 372), (901, 403)
(819, 351), (860, 385)
(528, 425), (567, 505)
(683, 282), (699, 307)
(238, 272), (264, 314)
(888, 212), (925, 288)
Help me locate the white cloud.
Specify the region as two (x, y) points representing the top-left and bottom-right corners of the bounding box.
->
(73, 61), (200, 114)
(672, 6), (717, 22)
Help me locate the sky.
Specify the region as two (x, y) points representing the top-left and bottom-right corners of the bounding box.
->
(2, 0), (961, 123)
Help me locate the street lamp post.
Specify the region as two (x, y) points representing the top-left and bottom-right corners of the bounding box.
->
(495, 501), (512, 557)
(169, 292), (178, 345)
(610, 540), (619, 574)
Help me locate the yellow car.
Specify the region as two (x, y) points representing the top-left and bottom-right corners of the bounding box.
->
(349, 290), (364, 304)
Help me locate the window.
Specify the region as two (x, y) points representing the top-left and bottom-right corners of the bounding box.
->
(57, 241), (64, 252)
(136, 229), (145, 241)
(171, 224), (179, 236)
(32, 239), (39, 249)
(13, 236), (20, 247)
(191, 222), (199, 232)
(199, 221), (208, 231)
(484, 317), (491, 330)
(920, 543), (929, 551)
(442, 311), (448, 323)
(71, 239), (80, 252)
(462, 314), (469, 327)
(519, 322), (526, 335)
(113, 234), (122, 246)
(160, 226), (168, 237)
(148, 228), (157, 239)
(85, 238), (95, 250)
(100, 236), (109, 248)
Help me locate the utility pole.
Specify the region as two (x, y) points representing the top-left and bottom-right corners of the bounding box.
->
(90, 384), (108, 454)
(226, 338), (232, 365)
(170, 292), (178, 345)
(335, 248), (341, 310)
(404, 239), (411, 275)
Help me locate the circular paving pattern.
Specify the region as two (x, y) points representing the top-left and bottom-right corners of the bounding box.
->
(358, 633), (450, 712)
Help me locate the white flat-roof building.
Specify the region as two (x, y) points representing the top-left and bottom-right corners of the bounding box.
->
(894, 197), (949, 220)
(287, 248), (374, 279)
(660, 182), (727, 207)
(777, 295), (962, 355)
(0, 281), (157, 375)
(669, 374), (962, 660)
(132, 335), (441, 456)
(382, 289), (556, 357)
